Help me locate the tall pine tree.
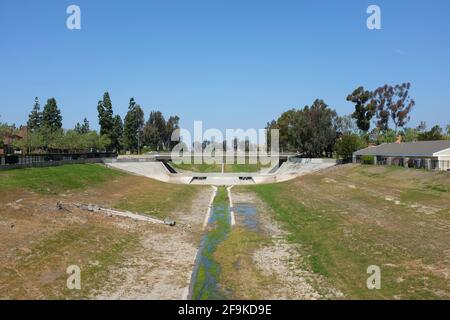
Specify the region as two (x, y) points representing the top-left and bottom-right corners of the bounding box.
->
(27, 97), (43, 132)
(165, 115), (180, 149)
(42, 98), (62, 132)
(97, 92), (114, 136)
(110, 115), (123, 152)
(123, 98), (144, 152)
(143, 111), (166, 150)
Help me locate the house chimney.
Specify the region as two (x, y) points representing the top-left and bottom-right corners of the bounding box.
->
(395, 135), (402, 144)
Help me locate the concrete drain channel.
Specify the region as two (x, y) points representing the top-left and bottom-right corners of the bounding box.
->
(189, 176), (256, 184)
(188, 186), (258, 300)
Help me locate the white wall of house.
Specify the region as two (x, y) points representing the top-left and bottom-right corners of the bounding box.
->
(353, 147), (450, 171)
(435, 148), (450, 171)
(438, 156), (450, 170)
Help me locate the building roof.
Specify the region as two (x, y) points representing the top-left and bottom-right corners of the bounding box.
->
(353, 140), (450, 157)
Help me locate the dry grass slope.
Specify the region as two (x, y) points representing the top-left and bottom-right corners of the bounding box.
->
(0, 164), (208, 299)
(242, 164), (450, 299)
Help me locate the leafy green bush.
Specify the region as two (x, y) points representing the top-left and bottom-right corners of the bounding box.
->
(13, 128), (110, 153)
(141, 146), (154, 154)
(335, 134), (366, 159)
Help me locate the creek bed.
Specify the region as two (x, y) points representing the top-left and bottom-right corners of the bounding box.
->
(189, 187), (259, 300)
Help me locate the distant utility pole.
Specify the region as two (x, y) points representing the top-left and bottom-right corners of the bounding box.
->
(136, 129), (140, 155)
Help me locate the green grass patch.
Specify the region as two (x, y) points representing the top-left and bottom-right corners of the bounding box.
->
(400, 189), (443, 203)
(213, 186), (229, 206)
(171, 162), (222, 173)
(224, 163), (270, 173)
(425, 183), (450, 193)
(170, 162), (270, 173)
(0, 164), (125, 194)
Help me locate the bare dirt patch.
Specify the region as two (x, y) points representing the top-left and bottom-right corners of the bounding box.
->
(92, 188), (212, 299)
(222, 191), (341, 300)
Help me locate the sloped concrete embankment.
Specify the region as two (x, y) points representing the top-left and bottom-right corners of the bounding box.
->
(105, 158), (337, 185)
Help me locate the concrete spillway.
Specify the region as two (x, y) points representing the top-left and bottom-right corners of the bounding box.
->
(105, 158), (337, 186)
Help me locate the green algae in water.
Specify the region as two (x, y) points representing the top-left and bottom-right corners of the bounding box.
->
(191, 188), (232, 300)
(190, 189), (261, 300)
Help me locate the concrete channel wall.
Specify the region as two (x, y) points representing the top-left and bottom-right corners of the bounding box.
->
(105, 157), (338, 186)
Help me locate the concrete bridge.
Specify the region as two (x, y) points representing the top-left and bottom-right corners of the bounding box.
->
(153, 152), (297, 161)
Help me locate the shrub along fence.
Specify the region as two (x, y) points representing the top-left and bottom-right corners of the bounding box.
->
(0, 152), (117, 170)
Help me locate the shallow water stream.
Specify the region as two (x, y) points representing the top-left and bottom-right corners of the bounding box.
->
(189, 190), (258, 300)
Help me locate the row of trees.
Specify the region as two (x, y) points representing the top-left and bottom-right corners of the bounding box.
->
(97, 93), (180, 153)
(8, 92), (181, 154)
(18, 97), (109, 153)
(27, 97), (62, 132)
(2, 82), (449, 157)
(266, 82), (450, 159)
(347, 83), (415, 133)
(14, 127), (110, 153)
(143, 111), (180, 151)
(266, 99), (340, 157)
(347, 83), (450, 146)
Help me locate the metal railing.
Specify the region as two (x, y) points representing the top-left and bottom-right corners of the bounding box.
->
(0, 152), (117, 170)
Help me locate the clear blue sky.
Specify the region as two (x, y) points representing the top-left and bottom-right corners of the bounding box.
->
(1, 0), (449, 133)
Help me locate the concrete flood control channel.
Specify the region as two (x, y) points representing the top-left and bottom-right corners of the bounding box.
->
(188, 187), (258, 300)
(106, 158), (338, 185)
